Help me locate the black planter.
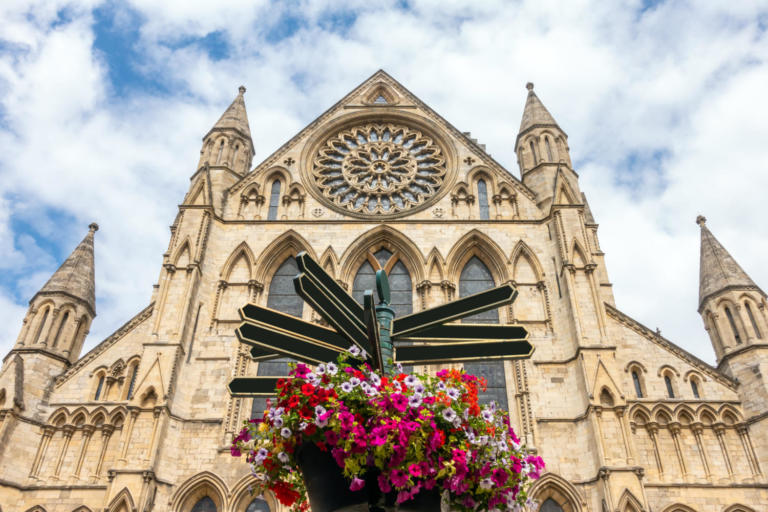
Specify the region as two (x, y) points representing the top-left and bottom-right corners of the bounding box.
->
(295, 442), (369, 512)
(388, 488), (442, 512)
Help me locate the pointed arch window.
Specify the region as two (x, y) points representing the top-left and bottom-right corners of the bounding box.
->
(632, 370), (643, 398)
(216, 140), (225, 165)
(232, 144), (239, 168)
(664, 375), (675, 398)
(191, 496), (217, 512)
(352, 248), (413, 318)
(33, 307), (50, 344)
(267, 180), (281, 221)
(459, 257), (508, 409)
(126, 364), (139, 400)
(51, 311), (69, 347)
(545, 136), (554, 161)
(529, 141), (537, 166)
(253, 257), (303, 418)
(541, 498), (565, 512)
(724, 306), (741, 344)
(745, 301), (761, 339)
(477, 179), (490, 220)
(94, 374), (105, 401)
(246, 497), (270, 512)
(690, 378), (700, 399)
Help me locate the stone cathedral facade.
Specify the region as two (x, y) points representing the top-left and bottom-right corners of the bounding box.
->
(0, 71), (766, 512)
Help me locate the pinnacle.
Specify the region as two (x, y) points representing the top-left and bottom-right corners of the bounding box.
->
(518, 82), (560, 137)
(698, 218), (758, 308)
(36, 224), (97, 314)
(209, 85), (252, 141)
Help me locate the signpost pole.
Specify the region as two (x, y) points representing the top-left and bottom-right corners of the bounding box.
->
(375, 270), (395, 374)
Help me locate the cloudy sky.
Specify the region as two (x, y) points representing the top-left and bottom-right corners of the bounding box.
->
(1, 0), (767, 365)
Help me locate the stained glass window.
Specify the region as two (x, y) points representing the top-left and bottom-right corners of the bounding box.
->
(477, 179), (490, 220)
(191, 496), (217, 512)
(267, 180), (281, 221)
(245, 497), (270, 512)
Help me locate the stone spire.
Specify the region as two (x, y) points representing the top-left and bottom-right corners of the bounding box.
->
(518, 82), (560, 136)
(206, 85), (252, 142)
(697, 215), (758, 309)
(36, 223), (98, 315)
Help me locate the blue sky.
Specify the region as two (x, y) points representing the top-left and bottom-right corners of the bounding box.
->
(1, 0), (768, 364)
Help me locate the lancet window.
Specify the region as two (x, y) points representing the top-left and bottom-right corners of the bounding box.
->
(267, 180), (281, 221)
(632, 370), (643, 398)
(690, 378), (700, 399)
(745, 301), (761, 339)
(477, 179), (490, 220)
(724, 306), (741, 344)
(246, 498), (270, 512)
(545, 136), (554, 161)
(541, 498), (565, 512)
(191, 496), (217, 512)
(33, 306), (50, 344)
(664, 375), (675, 398)
(352, 248), (413, 318)
(94, 374), (105, 400)
(51, 311), (69, 347)
(459, 256), (508, 409)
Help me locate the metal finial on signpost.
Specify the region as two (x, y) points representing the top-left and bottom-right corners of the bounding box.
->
(374, 270), (395, 374)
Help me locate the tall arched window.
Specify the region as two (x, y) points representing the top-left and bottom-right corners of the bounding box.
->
(352, 248), (413, 318)
(94, 374), (105, 400)
(51, 311), (69, 347)
(267, 180), (281, 221)
(724, 306), (741, 344)
(664, 375), (675, 398)
(545, 136), (554, 161)
(529, 141), (537, 166)
(460, 257), (508, 409)
(191, 496), (217, 512)
(216, 140), (225, 165)
(632, 370), (643, 398)
(745, 301), (762, 339)
(126, 363), (139, 400)
(232, 144), (239, 167)
(690, 378), (700, 399)
(246, 497), (270, 512)
(252, 257), (303, 418)
(477, 179), (490, 220)
(541, 498), (565, 512)
(33, 307), (50, 344)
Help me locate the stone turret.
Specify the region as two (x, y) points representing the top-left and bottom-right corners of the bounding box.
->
(515, 83), (578, 211)
(12, 223), (98, 363)
(697, 215), (768, 417)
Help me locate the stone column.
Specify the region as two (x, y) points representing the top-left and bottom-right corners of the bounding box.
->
(737, 425), (762, 478)
(29, 425), (55, 479)
(144, 407), (163, 463)
(119, 408), (140, 462)
(714, 424), (733, 480)
(53, 425), (75, 479)
(646, 422), (663, 476)
(669, 422), (688, 480)
(93, 424), (115, 481)
(691, 423), (711, 481)
(73, 424), (95, 479)
(616, 407), (634, 464)
(591, 406), (607, 465)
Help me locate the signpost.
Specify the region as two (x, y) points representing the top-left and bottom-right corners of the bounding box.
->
(228, 252), (533, 398)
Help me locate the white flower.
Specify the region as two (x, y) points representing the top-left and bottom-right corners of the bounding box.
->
(316, 416), (328, 428)
(307, 372), (319, 384)
(326, 363), (338, 375)
(370, 373), (381, 386)
(479, 478), (493, 490)
(498, 441), (508, 452)
(365, 387), (378, 397)
(414, 383), (425, 394)
(437, 381), (447, 391)
(280, 427), (292, 439)
(392, 382), (402, 392)
(452, 417), (461, 428)
(299, 422), (308, 431)
(316, 363), (326, 375)
(512, 440), (522, 451)
(404, 375), (420, 388)
(273, 417), (284, 428)
(340, 382), (353, 393)
(395, 362), (404, 372)
(278, 452), (290, 463)
(526, 498), (539, 511)
(255, 448), (269, 461)
(408, 394), (423, 408)
(315, 405), (327, 417)
(482, 409), (494, 422)
(442, 408), (457, 422)
(446, 388), (460, 400)
(348, 345), (361, 356)
(349, 377), (361, 387)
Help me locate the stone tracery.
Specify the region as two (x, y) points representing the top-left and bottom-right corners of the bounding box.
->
(312, 123), (446, 215)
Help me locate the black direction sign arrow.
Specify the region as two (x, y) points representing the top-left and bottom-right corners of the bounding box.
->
(249, 345), (281, 361)
(392, 284), (518, 337)
(393, 323), (528, 343)
(364, 290), (384, 372)
(394, 340), (534, 365)
(236, 322), (343, 365)
(229, 377), (283, 397)
(296, 252), (365, 323)
(293, 273), (372, 354)
(240, 304), (350, 351)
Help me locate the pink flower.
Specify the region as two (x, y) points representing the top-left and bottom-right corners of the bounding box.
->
(390, 394), (408, 412)
(377, 474), (392, 493)
(230, 446), (241, 457)
(349, 477), (365, 492)
(325, 430), (340, 446)
(491, 468), (508, 487)
(293, 363), (311, 378)
(408, 463), (422, 477)
(390, 469), (408, 487)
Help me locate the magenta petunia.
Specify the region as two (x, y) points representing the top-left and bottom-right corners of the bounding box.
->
(390, 393), (408, 412)
(349, 477), (365, 491)
(390, 468), (409, 487)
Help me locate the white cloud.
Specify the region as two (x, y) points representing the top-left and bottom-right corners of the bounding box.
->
(1, 0), (767, 366)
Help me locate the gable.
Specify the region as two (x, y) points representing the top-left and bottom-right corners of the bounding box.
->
(228, 70), (537, 220)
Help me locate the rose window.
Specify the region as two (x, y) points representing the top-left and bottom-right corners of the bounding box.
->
(311, 123), (447, 215)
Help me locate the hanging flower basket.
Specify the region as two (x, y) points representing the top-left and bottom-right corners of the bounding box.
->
(231, 349), (545, 512)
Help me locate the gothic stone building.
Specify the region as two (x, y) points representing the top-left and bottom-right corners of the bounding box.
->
(0, 71), (766, 512)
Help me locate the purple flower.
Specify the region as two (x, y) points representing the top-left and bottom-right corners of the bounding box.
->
(404, 375), (420, 388)
(255, 448), (268, 462)
(326, 362), (338, 375)
(408, 394), (423, 408)
(350, 477), (365, 491)
(341, 382), (353, 393)
(316, 363), (326, 375)
(370, 373), (381, 386)
(349, 377), (361, 387)
(278, 452), (289, 463)
(280, 427), (292, 439)
(482, 409), (494, 422)
(348, 345), (361, 356)
(442, 408), (457, 422)
(446, 387), (460, 400)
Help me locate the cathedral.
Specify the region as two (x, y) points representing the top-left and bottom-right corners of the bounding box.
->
(0, 71), (766, 512)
